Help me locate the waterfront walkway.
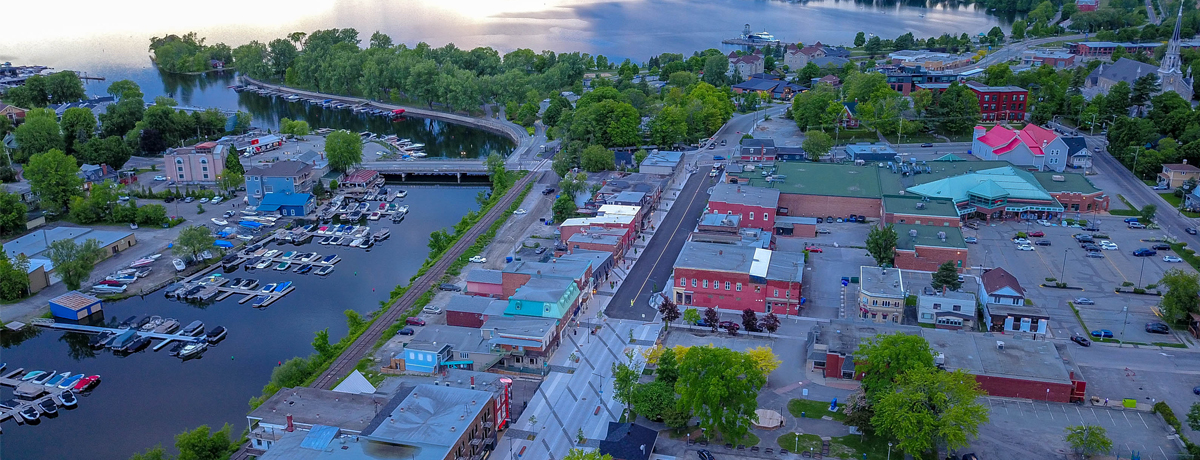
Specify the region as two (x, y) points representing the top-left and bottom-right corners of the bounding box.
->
(311, 163), (548, 390)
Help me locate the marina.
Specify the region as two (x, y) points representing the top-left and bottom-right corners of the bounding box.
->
(30, 318), (211, 353)
(0, 366), (99, 432)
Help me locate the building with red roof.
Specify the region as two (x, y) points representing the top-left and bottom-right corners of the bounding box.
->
(971, 124), (1070, 172)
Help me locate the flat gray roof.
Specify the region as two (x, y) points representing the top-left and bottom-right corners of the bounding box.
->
(766, 251), (804, 282)
(925, 330), (1071, 384)
(700, 212), (741, 228)
(510, 277), (575, 303)
(258, 429), (429, 460)
(482, 315), (558, 339)
(568, 231), (623, 245)
(405, 326), (492, 355)
(609, 190), (647, 204)
(445, 294), (503, 314)
(859, 266), (906, 298)
(883, 195), (961, 218)
(894, 224), (967, 250)
(365, 384), (493, 451)
(710, 183), (780, 209)
(464, 268), (503, 284)
(4, 226), (132, 258)
(674, 241), (760, 274)
(504, 259), (590, 280)
(248, 387), (391, 433)
(641, 150), (684, 168)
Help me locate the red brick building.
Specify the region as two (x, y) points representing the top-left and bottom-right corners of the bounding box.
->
(445, 294), (508, 328)
(500, 259), (592, 302)
(671, 241), (804, 315)
(892, 223), (969, 273)
(559, 215), (635, 248)
(706, 183), (781, 231)
(464, 269), (504, 298)
(966, 81), (1028, 122)
(882, 195), (962, 227)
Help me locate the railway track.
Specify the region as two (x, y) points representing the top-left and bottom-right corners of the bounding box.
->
(311, 163), (546, 389)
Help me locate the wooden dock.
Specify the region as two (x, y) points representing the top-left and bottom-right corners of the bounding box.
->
(29, 318), (207, 347)
(0, 366), (91, 429)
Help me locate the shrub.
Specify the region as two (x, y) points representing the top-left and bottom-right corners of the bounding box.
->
(1017, 232), (1028, 238)
(1122, 281), (1135, 287)
(1155, 401), (1181, 432)
(1045, 277), (1057, 282)
(1134, 288), (1146, 294)
(1146, 283), (1158, 289)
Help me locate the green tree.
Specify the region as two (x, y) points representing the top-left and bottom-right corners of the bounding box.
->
(702, 55), (728, 87)
(217, 171), (243, 194)
(224, 151), (244, 176)
(930, 260), (962, 291)
(1160, 268), (1200, 324)
(612, 355), (641, 417)
(325, 130), (363, 173)
(864, 35), (883, 57)
(0, 190), (28, 235)
(865, 224), (898, 266)
(581, 144), (616, 172)
(682, 308), (702, 325)
(136, 204), (168, 225)
(801, 130), (834, 161)
(485, 152), (511, 191)
(47, 237), (103, 290)
(25, 149), (83, 213)
(657, 347), (679, 384)
(984, 63), (1013, 87)
(174, 423), (236, 460)
(14, 109), (64, 161)
(1140, 203), (1157, 222)
(1187, 402), (1200, 431)
(60, 107), (97, 155)
(1131, 73), (1161, 107)
(427, 229), (454, 255)
(174, 225), (215, 262)
(563, 449), (613, 460)
(1064, 425), (1112, 459)
(1011, 20), (1027, 40)
(675, 346), (765, 445)
(128, 446), (170, 460)
(855, 332), (935, 402)
(0, 252), (31, 301)
(77, 136), (133, 170)
(872, 368), (989, 456)
(854, 32), (867, 47)
(631, 380), (677, 421)
(44, 72), (86, 105)
(553, 195), (577, 223)
(668, 71), (697, 88)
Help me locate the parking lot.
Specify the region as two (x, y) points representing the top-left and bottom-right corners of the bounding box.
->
(777, 222), (876, 321)
(966, 219), (1190, 343)
(968, 398), (1182, 459)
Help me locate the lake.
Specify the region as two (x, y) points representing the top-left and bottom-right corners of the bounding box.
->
(0, 186), (487, 460)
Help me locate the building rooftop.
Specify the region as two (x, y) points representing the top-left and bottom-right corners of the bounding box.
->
(248, 387), (391, 433)
(893, 223), (967, 250)
(709, 183), (781, 209)
(597, 204), (641, 217)
(557, 250), (613, 269)
(738, 162), (883, 198)
(981, 267), (1025, 297)
(49, 291), (101, 311)
(464, 268), (503, 285)
(1163, 163), (1200, 173)
(859, 266), (906, 298)
(766, 250), (805, 282)
(1032, 170), (1102, 194)
(925, 330), (1072, 384)
(560, 215), (635, 227)
(504, 259), (591, 281)
(608, 190), (647, 204)
(674, 241), (766, 275)
(482, 315), (558, 339)
(510, 276), (575, 303)
(247, 161), (314, 178)
(405, 326), (492, 355)
(699, 212), (741, 228)
(363, 384), (493, 454)
(598, 422), (659, 460)
(260, 193), (313, 207)
(965, 80), (1027, 93)
(4, 227), (132, 259)
(883, 195), (961, 218)
(906, 166), (1057, 203)
(567, 230), (625, 246)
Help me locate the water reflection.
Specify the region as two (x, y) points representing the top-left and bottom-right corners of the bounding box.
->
(157, 67), (238, 106)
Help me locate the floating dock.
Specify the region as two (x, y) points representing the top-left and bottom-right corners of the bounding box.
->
(29, 318), (207, 351)
(0, 366), (95, 430)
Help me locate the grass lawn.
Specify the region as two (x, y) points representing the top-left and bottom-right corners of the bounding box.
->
(1170, 242), (1200, 272)
(1158, 193), (1200, 218)
(894, 132), (944, 144)
(826, 128), (877, 145)
(777, 433), (823, 452)
(787, 398), (847, 422)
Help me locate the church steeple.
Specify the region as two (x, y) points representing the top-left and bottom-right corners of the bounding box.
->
(1160, 4), (1185, 77)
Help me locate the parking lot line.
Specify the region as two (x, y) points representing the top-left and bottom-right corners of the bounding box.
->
(1046, 402), (1054, 420)
(1107, 409), (1117, 426)
(1030, 248), (1058, 278)
(1122, 411), (1131, 427)
(1138, 412), (1150, 429)
(1104, 254), (1131, 282)
(1032, 402), (1040, 418)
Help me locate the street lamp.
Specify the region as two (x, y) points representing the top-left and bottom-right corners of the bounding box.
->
(794, 432), (799, 453)
(1061, 249), (1069, 284)
(1122, 306), (1129, 337)
(887, 442), (893, 460)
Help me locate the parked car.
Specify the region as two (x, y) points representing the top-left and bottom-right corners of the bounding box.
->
(920, 143), (934, 147)
(1188, 227), (1198, 235)
(438, 283), (462, 291)
(1016, 244), (1034, 251)
(1133, 248), (1158, 257)
(164, 196), (175, 203)
(964, 236), (978, 244)
(184, 196), (195, 203)
(1074, 234), (1094, 243)
(1035, 240), (1051, 246)
(1123, 217), (1140, 223)
(1074, 297), (1095, 305)
(713, 155), (726, 160)
(1086, 252), (1105, 258)
(1128, 222), (1146, 229)
(1165, 255), (1184, 263)
(720, 140), (727, 146)
(1153, 184), (1170, 190)
(1090, 329), (1114, 339)
(542, 187), (556, 195)
(513, 208), (528, 215)
(1082, 243), (1101, 252)
(1153, 243), (1172, 250)
(153, 175), (167, 181)
(698, 450), (716, 460)
(1146, 322), (1170, 334)
(1071, 335), (1092, 347)
(805, 246), (823, 253)
(422, 305), (442, 314)
(469, 256), (487, 263)
(405, 317), (426, 327)
(708, 143), (716, 149)
(1028, 231), (1045, 237)
(535, 247), (547, 254)
(816, 228), (831, 234)
(1037, 219), (1052, 227)
(1100, 241), (1118, 250)
(199, 198), (210, 203)
(718, 321), (738, 330)
(1012, 238), (1031, 245)
(1082, 226), (1100, 232)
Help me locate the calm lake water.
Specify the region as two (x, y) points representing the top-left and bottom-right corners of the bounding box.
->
(0, 186), (486, 460)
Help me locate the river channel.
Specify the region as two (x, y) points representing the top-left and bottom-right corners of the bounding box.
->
(0, 186), (488, 459)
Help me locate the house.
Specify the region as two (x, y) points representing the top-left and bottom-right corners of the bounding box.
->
(639, 150), (684, 175)
(815, 74), (841, 88)
(1021, 50), (1077, 68)
(671, 241), (804, 315)
(0, 102), (27, 122)
(965, 81), (1029, 122)
(839, 102), (860, 128)
(245, 161), (316, 206)
(566, 228), (630, 258)
(339, 169), (381, 189)
(858, 266), (907, 323)
(917, 291), (978, 330)
(888, 50), (974, 71)
(1158, 163), (1200, 189)
(971, 124), (1069, 172)
(49, 291), (103, 321)
(1061, 136), (1092, 169)
(164, 142), (226, 184)
(501, 259), (593, 301)
(482, 315), (560, 372)
(5, 227), (136, 262)
(598, 422), (659, 460)
(559, 216), (635, 251)
(396, 325), (500, 373)
(257, 192), (315, 217)
(882, 66), (961, 95)
(445, 294), (508, 328)
(843, 143), (897, 162)
(783, 44), (809, 70)
(464, 268), (504, 298)
(740, 138), (777, 162)
(506, 276), (582, 321)
(1076, 0), (1098, 11)
(727, 51), (765, 79)
(706, 183), (781, 231)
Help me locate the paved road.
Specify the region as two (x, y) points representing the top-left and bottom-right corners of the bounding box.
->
(959, 34), (1086, 72)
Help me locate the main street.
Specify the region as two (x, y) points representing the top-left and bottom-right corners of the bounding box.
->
(958, 34), (1086, 72)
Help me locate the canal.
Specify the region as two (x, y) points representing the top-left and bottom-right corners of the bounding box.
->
(0, 186), (489, 460)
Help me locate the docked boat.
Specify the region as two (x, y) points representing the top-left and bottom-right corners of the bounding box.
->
(255, 258), (273, 269)
(260, 283), (277, 293)
(173, 258), (187, 272)
(295, 264), (312, 274)
(183, 320), (205, 336)
(59, 390), (78, 407)
(89, 331), (115, 349)
(44, 371), (70, 387)
(59, 374), (84, 389)
(243, 256), (261, 269)
(251, 295), (271, 307)
(349, 238), (365, 248)
(281, 251), (296, 260)
(120, 336), (151, 353)
(275, 281), (292, 292)
(315, 265), (334, 276)
(19, 405), (40, 422)
(368, 211), (381, 221)
(221, 255), (240, 271)
(116, 315), (138, 329)
(178, 342), (208, 358)
(140, 316), (164, 332)
(108, 329), (137, 349)
(373, 228), (390, 241)
(396, 190), (407, 199)
(240, 279), (259, 289)
(92, 284), (128, 294)
(39, 399), (58, 415)
(31, 370), (57, 385)
(274, 261), (290, 271)
(73, 375), (100, 391)
(263, 249), (280, 258)
(229, 277), (244, 288)
(154, 319), (181, 334)
(205, 326), (228, 342)
(321, 254), (340, 264)
(319, 236), (332, 245)
(106, 273), (138, 283)
(136, 316), (156, 330)
(21, 370), (45, 382)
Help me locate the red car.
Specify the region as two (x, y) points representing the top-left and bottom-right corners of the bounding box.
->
(805, 246), (823, 253)
(1028, 231), (1045, 237)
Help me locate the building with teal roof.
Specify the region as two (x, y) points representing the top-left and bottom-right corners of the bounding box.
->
(904, 166), (1071, 220)
(505, 277), (581, 320)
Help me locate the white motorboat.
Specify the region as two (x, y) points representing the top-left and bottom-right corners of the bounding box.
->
(173, 258), (187, 272)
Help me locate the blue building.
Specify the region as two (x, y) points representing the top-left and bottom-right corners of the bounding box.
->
(257, 193), (315, 217)
(402, 341), (450, 374)
(505, 277), (581, 320)
(245, 161), (316, 207)
(49, 291), (103, 321)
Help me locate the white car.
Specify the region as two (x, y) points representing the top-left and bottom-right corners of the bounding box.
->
(210, 196), (223, 205)
(469, 256), (487, 263)
(1016, 244), (1035, 251)
(1100, 241), (1119, 250)
(1012, 238), (1031, 245)
(199, 198), (210, 203)
(513, 208), (527, 215)
(1165, 255), (1183, 263)
(1037, 219), (1052, 227)
(154, 175), (167, 181)
(422, 305), (442, 314)
(708, 169), (719, 177)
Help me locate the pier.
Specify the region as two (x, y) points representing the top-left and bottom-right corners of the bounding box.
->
(0, 367), (88, 430)
(29, 318), (206, 351)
